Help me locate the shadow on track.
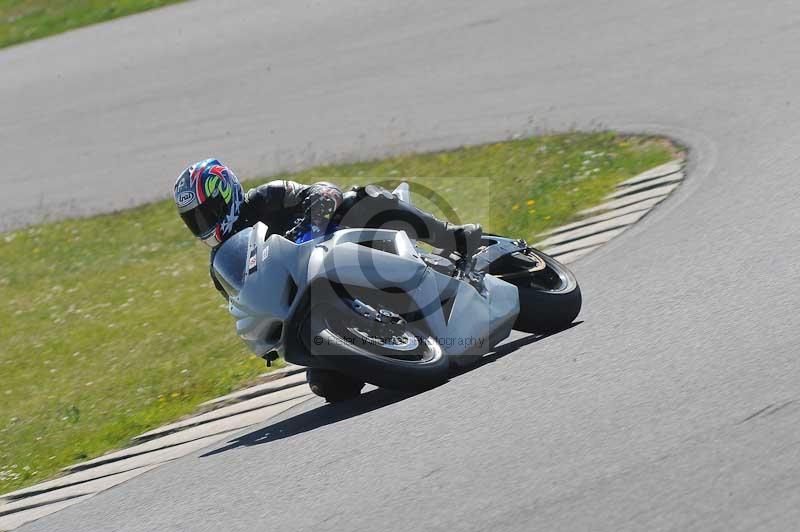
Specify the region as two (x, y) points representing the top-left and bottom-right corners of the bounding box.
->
(201, 323), (582, 458)
(451, 321), (583, 379)
(200, 387), (417, 457)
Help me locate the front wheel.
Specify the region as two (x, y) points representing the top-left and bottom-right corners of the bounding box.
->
(493, 248), (582, 334)
(306, 368), (365, 403)
(303, 296), (450, 391)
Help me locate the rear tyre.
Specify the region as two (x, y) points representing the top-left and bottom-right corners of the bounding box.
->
(494, 248), (582, 334)
(306, 368), (365, 403)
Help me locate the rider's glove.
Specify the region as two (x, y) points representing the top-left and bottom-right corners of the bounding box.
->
(303, 187), (341, 227)
(285, 184), (342, 242)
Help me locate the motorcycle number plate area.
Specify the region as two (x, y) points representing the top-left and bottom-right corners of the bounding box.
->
(247, 244), (258, 275)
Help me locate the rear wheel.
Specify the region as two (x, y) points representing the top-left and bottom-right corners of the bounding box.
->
(491, 248), (582, 333)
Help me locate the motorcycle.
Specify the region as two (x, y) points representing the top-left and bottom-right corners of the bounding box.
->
(212, 183), (581, 401)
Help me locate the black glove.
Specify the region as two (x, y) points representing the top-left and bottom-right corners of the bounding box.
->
(285, 186), (342, 242)
(302, 192), (339, 227)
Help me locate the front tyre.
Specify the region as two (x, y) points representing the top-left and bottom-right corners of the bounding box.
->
(306, 368), (365, 403)
(304, 297), (449, 391)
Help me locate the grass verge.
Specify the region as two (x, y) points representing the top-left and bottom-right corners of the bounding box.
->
(0, 132), (681, 493)
(0, 0), (185, 49)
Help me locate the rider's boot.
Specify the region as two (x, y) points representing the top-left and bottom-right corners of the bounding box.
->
(449, 223), (483, 261)
(339, 185), (483, 259)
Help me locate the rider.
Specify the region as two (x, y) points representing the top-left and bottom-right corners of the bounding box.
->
(173, 158), (483, 294)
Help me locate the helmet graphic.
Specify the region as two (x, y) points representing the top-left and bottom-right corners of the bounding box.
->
(174, 159), (244, 247)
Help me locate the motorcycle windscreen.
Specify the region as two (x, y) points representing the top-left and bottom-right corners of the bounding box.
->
(211, 227), (253, 297)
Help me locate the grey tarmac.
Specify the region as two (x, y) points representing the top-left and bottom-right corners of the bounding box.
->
(3, 0), (800, 531)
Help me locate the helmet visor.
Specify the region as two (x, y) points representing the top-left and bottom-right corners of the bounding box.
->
(179, 194), (227, 238)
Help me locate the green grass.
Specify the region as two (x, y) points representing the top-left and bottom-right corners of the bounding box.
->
(269, 133), (680, 238)
(0, 0), (185, 49)
(0, 132), (680, 493)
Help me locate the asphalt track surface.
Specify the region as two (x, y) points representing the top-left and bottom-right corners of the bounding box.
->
(5, 0), (800, 530)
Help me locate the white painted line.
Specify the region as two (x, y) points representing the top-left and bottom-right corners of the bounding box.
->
(200, 370), (308, 407)
(552, 245), (601, 264)
(253, 364), (306, 383)
(1, 431), (241, 504)
(64, 395), (311, 473)
(0, 465), (159, 519)
(135, 384), (311, 441)
(616, 160), (683, 188)
(538, 196), (663, 237)
(606, 172), (684, 199)
(0, 494), (94, 531)
(535, 211), (646, 249)
(542, 227), (627, 256)
(2, 370), (310, 504)
(540, 159), (684, 263)
(579, 183), (678, 216)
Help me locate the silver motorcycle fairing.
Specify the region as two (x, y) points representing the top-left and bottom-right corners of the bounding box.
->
(218, 220), (521, 364)
(225, 223), (306, 357)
